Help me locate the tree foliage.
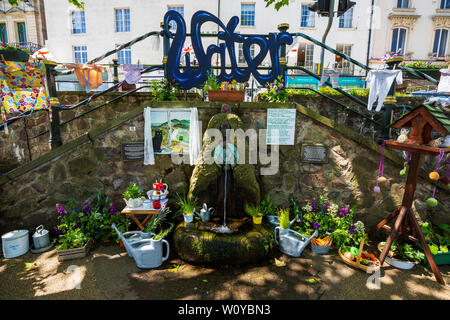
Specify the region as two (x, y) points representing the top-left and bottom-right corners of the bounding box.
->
(8, 0), (84, 9)
(264, 0), (290, 11)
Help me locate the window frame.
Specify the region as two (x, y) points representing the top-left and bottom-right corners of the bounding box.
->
(300, 4), (315, 28)
(114, 8), (130, 33)
(397, 0), (410, 8)
(167, 5), (184, 32)
(433, 29), (448, 58)
(241, 3), (256, 27)
(16, 22), (27, 45)
(71, 10), (86, 34)
(116, 45), (132, 65)
(391, 27), (407, 55)
(441, 0), (450, 9)
(338, 7), (353, 28)
(0, 23), (7, 43)
(73, 45), (88, 64)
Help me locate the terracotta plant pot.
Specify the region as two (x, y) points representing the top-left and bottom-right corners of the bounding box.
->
(208, 90), (245, 102)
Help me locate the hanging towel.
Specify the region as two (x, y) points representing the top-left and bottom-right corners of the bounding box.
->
(437, 69), (450, 93)
(0, 61), (51, 134)
(319, 69), (340, 88)
(366, 69), (403, 112)
(189, 107), (201, 165)
(122, 64), (142, 84)
(144, 107), (155, 165)
(64, 64), (105, 91)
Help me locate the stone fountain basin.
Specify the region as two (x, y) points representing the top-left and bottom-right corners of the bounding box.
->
(172, 218), (274, 266)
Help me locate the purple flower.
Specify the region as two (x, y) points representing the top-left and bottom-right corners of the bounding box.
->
(75, 223), (81, 229)
(55, 228), (63, 235)
(339, 205), (350, 217)
(349, 229), (355, 234)
(109, 205), (117, 216)
(83, 202), (92, 215)
(56, 204), (66, 217)
(311, 200), (318, 213)
(313, 223), (319, 229)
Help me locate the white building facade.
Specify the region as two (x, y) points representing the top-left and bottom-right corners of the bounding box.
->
(43, 0), (374, 77)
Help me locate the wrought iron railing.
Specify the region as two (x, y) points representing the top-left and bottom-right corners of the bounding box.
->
(7, 42), (41, 54)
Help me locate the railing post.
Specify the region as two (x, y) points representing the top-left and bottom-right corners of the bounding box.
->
(277, 23), (289, 87)
(112, 59), (119, 85)
(381, 57), (403, 141)
(44, 61), (62, 149)
(161, 21), (170, 80)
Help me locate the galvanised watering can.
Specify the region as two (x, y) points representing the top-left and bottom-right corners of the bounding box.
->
(32, 225), (50, 249)
(194, 203), (215, 221)
(131, 238), (170, 269)
(274, 227), (318, 257)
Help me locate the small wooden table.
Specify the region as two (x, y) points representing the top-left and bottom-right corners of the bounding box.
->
(121, 199), (168, 230)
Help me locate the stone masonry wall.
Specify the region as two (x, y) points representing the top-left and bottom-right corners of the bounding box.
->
(0, 102), (448, 238)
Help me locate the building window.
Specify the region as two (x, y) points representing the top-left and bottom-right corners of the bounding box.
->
(17, 22), (27, 44)
(71, 11), (86, 34)
(391, 28), (407, 54)
(241, 3), (255, 26)
(73, 45), (88, 64)
(117, 45), (132, 65)
(300, 5), (315, 28)
(115, 8), (130, 32)
(298, 43), (314, 71)
(397, 0), (409, 8)
(433, 29), (448, 57)
(441, 0), (450, 9)
(167, 6), (184, 32)
(339, 7), (353, 28)
(0, 23), (7, 43)
(336, 44), (354, 74)
(238, 43), (255, 64)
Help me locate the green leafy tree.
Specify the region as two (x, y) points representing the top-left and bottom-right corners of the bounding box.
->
(264, 0), (290, 11)
(8, 0), (84, 9)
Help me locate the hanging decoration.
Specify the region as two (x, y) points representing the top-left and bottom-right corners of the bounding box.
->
(374, 141), (386, 193)
(400, 152), (411, 176)
(426, 150), (445, 207)
(0, 61), (52, 134)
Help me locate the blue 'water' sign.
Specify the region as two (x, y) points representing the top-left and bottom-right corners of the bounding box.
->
(164, 10), (293, 90)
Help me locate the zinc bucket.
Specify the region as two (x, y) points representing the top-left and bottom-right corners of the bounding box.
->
(2, 230), (29, 258)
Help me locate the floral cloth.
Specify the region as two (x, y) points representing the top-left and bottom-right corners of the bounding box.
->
(0, 61), (51, 133)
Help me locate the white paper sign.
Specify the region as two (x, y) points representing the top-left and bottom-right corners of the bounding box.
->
(266, 109), (296, 145)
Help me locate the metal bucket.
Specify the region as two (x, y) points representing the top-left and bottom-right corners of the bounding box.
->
(32, 225), (50, 249)
(2, 230), (29, 258)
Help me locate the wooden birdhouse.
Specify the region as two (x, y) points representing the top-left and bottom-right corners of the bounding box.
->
(391, 104), (450, 146)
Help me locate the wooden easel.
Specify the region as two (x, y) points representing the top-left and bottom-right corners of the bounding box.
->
(375, 142), (448, 285)
(374, 104), (450, 286)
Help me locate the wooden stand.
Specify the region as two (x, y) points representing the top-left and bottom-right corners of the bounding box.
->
(374, 141), (449, 285)
(121, 199), (168, 231)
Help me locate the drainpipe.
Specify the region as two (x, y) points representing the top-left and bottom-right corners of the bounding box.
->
(366, 0), (375, 72)
(320, 0), (335, 76)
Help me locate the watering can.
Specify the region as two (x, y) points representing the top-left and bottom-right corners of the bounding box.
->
(194, 203), (215, 221)
(131, 238), (170, 269)
(111, 223), (155, 258)
(274, 227), (317, 257)
(32, 225), (50, 249)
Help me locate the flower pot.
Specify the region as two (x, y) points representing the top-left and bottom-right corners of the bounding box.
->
(208, 90), (245, 102)
(0, 49), (29, 62)
(183, 213), (194, 223)
(403, 68), (441, 81)
(377, 242), (418, 270)
(124, 198), (143, 208)
(253, 216), (262, 224)
(416, 243), (450, 269)
(311, 243), (332, 255)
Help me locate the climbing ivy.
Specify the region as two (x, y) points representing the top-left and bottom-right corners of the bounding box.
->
(8, 0), (84, 9)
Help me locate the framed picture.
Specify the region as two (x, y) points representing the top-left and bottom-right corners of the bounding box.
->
(301, 144), (328, 164)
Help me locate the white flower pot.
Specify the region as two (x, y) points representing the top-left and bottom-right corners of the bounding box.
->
(124, 198), (143, 208)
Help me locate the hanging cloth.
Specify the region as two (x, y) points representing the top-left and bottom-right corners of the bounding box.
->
(189, 107), (201, 166)
(437, 68), (450, 93)
(0, 61), (51, 134)
(144, 107), (155, 165)
(366, 69), (403, 112)
(64, 64), (105, 92)
(319, 69), (340, 88)
(122, 64), (142, 84)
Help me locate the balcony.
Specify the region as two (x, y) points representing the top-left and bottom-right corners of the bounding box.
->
(6, 42), (42, 54)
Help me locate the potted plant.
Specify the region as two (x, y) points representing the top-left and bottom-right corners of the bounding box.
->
(203, 72), (245, 102)
(261, 195), (279, 227)
(378, 240), (425, 270)
(123, 182), (145, 208)
(0, 43), (30, 62)
(176, 193), (198, 223)
(400, 60), (446, 81)
(260, 75), (289, 103)
(417, 222), (450, 268)
(244, 203), (263, 224)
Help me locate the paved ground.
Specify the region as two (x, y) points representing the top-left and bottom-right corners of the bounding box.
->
(1, 241), (449, 300)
